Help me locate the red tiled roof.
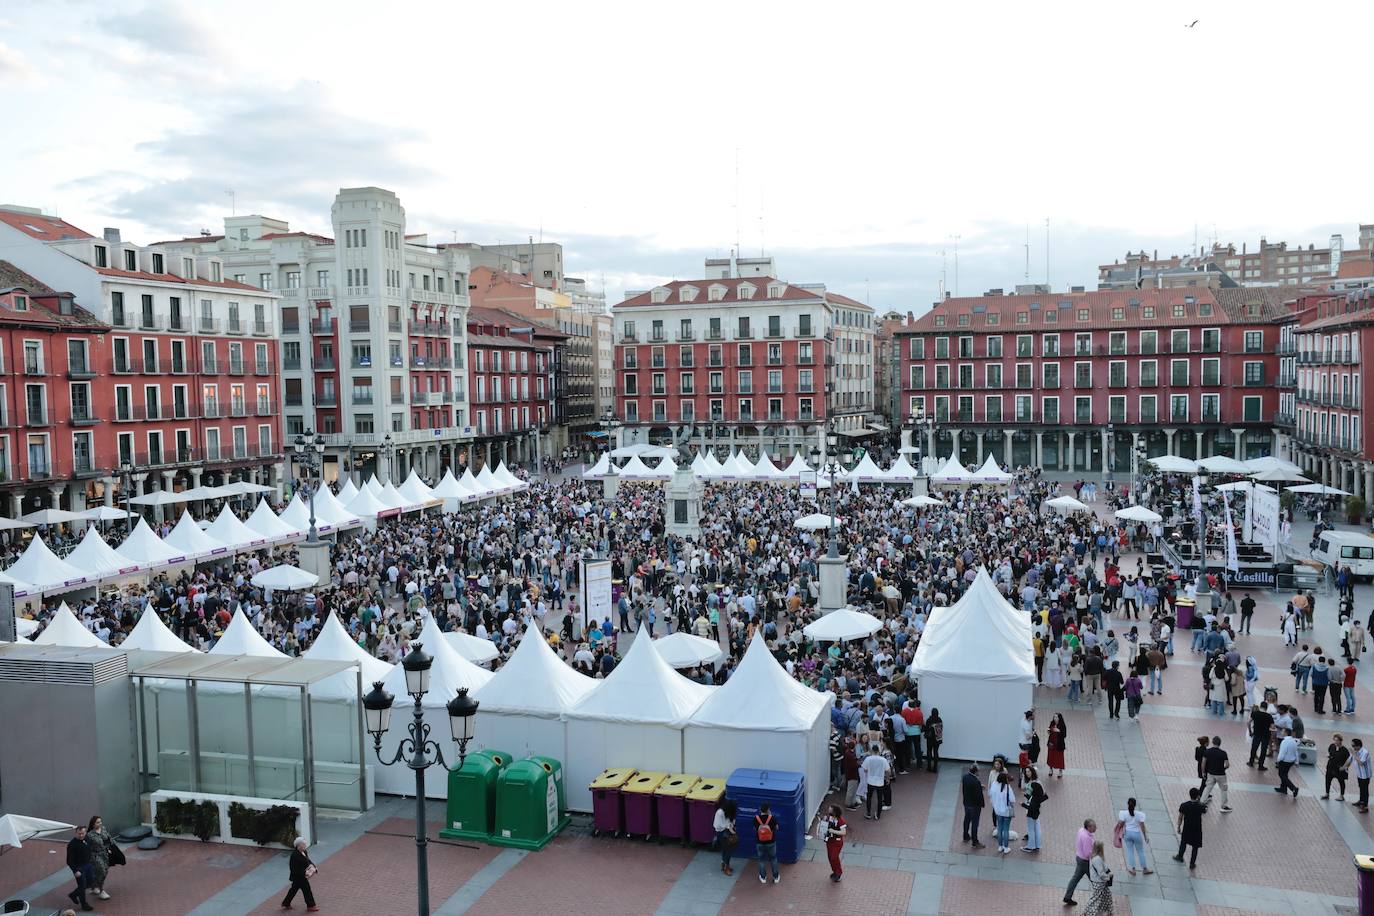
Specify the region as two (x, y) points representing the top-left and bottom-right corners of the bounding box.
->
(0, 261), (109, 329)
(468, 305), (571, 340)
(824, 290), (874, 312)
(94, 267), (267, 292)
(895, 288), (1241, 334)
(614, 277), (823, 309)
(0, 209), (94, 241)
(465, 331), (538, 350)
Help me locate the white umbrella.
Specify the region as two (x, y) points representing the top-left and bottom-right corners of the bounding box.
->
(1047, 495), (1091, 514)
(1288, 483), (1352, 496)
(0, 813), (75, 850)
(0, 517), (34, 530)
(20, 508), (83, 525)
(1114, 505), (1163, 523)
(250, 564), (319, 591)
(1251, 468), (1308, 483)
(128, 490), (189, 506)
(1245, 456), (1304, 477)
(900, 494), (944, 508)
(1148, 455), (1198, 474)
(653, 632), (725, 668)
(15, 617), (39, 637)
(221, 480), (275, 496)
(803, 607), (883, 642)
(78, 506), (132, 522)
(445, 631), (501, 665)
(1196, 456), (1250, 475)
(793, 512), (840, 531)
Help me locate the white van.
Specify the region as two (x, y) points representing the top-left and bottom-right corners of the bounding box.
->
(1313, 531), (1374, 578)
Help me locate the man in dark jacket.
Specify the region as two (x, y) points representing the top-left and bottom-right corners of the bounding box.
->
(67, 825), (92, 911)
(961, 764), (985, 848)
(282, 837), (318, 911)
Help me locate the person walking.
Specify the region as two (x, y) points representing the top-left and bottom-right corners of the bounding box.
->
(1021, 768), (1047, 853)
(862, 743), (890, 820)
(1115, 798), (1153, 876)
(1247, 703), (1273, 771)
(714, 799), (738, 875)
(1104, 661), (1125, 719)
(1084, 839), (1115, 916)
(66, 825), (92, 912)
(990, 771), (1017, 855)
(1062, 818), (1098, 906)
(1354, 738), (1372, 813)
(1125, 668), (1144, 719)
(1146, 644), (1166, 695)
(1275, 728), (1301, 798)
(281, 837), (318, 911)
(84, 816), (119, 901)
(1324, 734), (1351, 800)
(925, 708), (943, 772)
(754, 802), (781, 885)
(1171, 787), (1206, 869)
(1239, 593), (1255, 634)
(822, 804), (847, 882)
(1047, 713), (1068, 778)
(1292, 645), (1315, 694)
(961, 763), (985, 848)
(1344, 659), (1359, 716)
(1200, 736), (1231, 813)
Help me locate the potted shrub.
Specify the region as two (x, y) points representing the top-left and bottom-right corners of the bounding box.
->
(1347, 495), (1366, 526)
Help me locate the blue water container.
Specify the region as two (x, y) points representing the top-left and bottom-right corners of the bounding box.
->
(725, 768), (806, 864)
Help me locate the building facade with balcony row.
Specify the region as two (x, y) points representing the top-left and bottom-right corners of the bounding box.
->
(153, 187), (477, 483)
(464, 307), (562, 466)
(0, 251), (283, 517)
(893, 287), (1286, 474)
(610, 264), (876, 456)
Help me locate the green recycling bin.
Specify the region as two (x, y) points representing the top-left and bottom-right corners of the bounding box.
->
(438, 749), (512, 841)
(491, 756), (570, 850)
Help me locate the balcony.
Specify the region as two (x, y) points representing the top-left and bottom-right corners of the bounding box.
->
(139, 314), (162, 331)
(285, 395), (304, 407)
(200, 358), (220, 374)
(677, 330), (696, 341)
(252, 320), (273, 337)
(350, 319), (371, 333)
(410, 357), (453, 369)
(387, 319), (403, 333)
(311, 318), (335, 335)
(23, 362), (45, 376)
(314, 393), (338, 407)
(254, 360), (273, 375)
(69, 407), (99, 426)
(255, 399), (275, 416)
(140, 359), (161, 375)
(201, 402), (224, 419)
(351, 393), (374, 405)
(282, 322), (302, 335)
(225, 317), (246, 335)
(199, 317), (221, 333)
(26, 408), (50, 426)
(227, 360), (246, 375)
(1273, 411), (1295, 427)
(736, 330), (754, 340)
(66, 362), (96, 379)
(311, 357), (336, 371)
(111, 312), (132, 329)
(170, 359), (192, 375)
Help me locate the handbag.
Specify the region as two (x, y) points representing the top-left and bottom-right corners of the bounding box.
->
(1112, 821), (1125, 848)
(108, 844), (126, 867)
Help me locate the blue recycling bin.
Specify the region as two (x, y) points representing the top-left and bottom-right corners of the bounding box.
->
(725, 768), (806, 864)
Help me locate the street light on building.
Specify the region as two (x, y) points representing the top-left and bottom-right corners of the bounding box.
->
(381, 432), (395, 483)
(809, 425), (851, 560)
(119, 458), (134, 532)
(1195, 470), (1211, 606)
(1106, 422), (1115, 489)
(292, 429), (325, 545)
(362, 646), (479, 916)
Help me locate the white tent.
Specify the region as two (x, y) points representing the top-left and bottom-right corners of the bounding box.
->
(252, 564), (319, 591)
(122, 609), (199, 653)
(211, 609), (287, 657)
(700, 452), (725, 479)
(1114, 505), (1163, 524)
(446, 631), (501, 665)
(475, 464), (504, 493)
(793, 512), (840, 531)
(5, 534), (88, 591)
(930, 456), (976, 486)
(472, 630), (597, 764)
(375, 615), (494, 798)
(684, 633), (834, 823)
(335, 477), (360, 506)
(564, 633), (713, 811)
(618, 454), (654, 479)
(0, 813), (75, 849)
(583, 453), (612, 479)
(379, 481), (413, 512)
(493, 463), (526, 492)
(901, 494), (944, 509)
(278, 493), (315, 533)
(431, 469), (465, 498)
(364, 475), (386, 498)
(65, 526), (139, 579)
(20, 507), (83, 524)
(1289, 483), (1352, 496)
(0, 570), (35, 598)
(398, 470), (436, 505)
(118, 518), (189, 568)
(752, 453), (783, 480)
(652, 632), (725, 668)
(127, 489), (191, 507)
(884, 455), (920, 482)
(651, 455), (678, 479)
(164, 510), (231, 560)
(1245, 456), (1304, 477)
(689, 452), (707, 477)
(971, 455), (1013, 484)
(346, 485), (390, 519)
(1251, 468), (1307, 483)
(910, 568), (1035, 761)
(1148, 455), (1198, 474)
(31, 603), (109, 648)
(459, 468), (488, 498)
(313, 486), (363, 527)
(781, 453), (812, 479)
(76, 506), (126, 523)
(1046, 495), (1091, 514)
(220, 480), (275, 496)
(846, 452), (887, 483)
(610, 443), (674, 459)
(803, 607), (882, 642)
(204, 505), (269, 551)
(304, 612), (393, 700)
(245, 499), (300, 542)
(1196, 455), (1249, 475)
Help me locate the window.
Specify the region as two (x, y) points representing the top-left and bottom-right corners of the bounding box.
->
(1170, 359), (1189, 386)
(767, 315), (781, 337)
(911, 338), (925, 359)
(934, 337), (949, 359)
(1139, 395), (1157, 423)
(957, 314), (970, 327)
(1170, 394), (1189, 422)
(1243, 395), (1262, 423)
(1074, 333), (1092, 355)
(1200, 328), (1220, 353)
(1042, 334), (1059, 357)
(908, 365), (924, 389)
(1201, 393), (1220, 422)
(985, 363), (1002, 388)
(958, 336), (973, 358)
(1172, 304), (1186, 318)
(1139, 330), (1157, 355)
(986, 312), (999, 326)
(1016, 363), (1032, 388)
(1043, 397), (1059, 424)
(259, 272), (274, 290)
(1074, 396), (1092, 423)
(1140, 360), (1157, 387)
(1077, 308), (1090, 322)
(1143, 305), (1155, 319)
(1244, 330), (1263, 353)
(1074, 361), (1091, 387)
(986, 336), (1003, 357)
(1201, 358), (1221, 386)
(798, 314), (812, 336)
(93, 245), (107, 268)
(1109, 361), (1126, 387)
(1015, 312), (1028, 324)
(935, 365), (950, 389)
(1016, 335), (1032, 357)
(1243, 361), (1265, 386)
(934, 315), (946, 326)
(1109, 395), (1126, 423)
(986, 395), (1003, 422)
(1170, 329), (1189, 353)
(1111, 307), (1124, 320)
(123, 249), (137, 271)
(1042, 363), (1059, 388)
(737, 316), (751, 338)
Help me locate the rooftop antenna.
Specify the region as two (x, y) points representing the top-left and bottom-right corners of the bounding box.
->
(734, 147), (741, 271)
(952, 235), (961, 297)
(1024, 223), (1030, 281)
(759, 185), (765, 257)
(939, 248), (947, 302)
(1193, 221), (1199, 257)
(226, 190), (235, 216)
(1044, 218), (1051, 289)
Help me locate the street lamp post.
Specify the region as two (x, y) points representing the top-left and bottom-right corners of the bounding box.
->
(382, 433), (395, 484)
(362, 646), (479, 916)
(292, 430), (326, 545)
(119, 458), (134, 532)
(1196, 471), (1211, 606)
(1132, 443), (1147, 504)
(1106, 422), (1116, 491)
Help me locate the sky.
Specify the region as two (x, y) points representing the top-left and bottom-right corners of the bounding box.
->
(2, 0), (1370, 313)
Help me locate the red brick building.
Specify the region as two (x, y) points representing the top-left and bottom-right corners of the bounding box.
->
(465, 306), (563, 467)
(894, 287), (1284, 474)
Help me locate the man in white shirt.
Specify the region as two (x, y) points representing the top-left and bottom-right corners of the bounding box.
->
(861, 745), (891, 821)
(1275, 729), (1301, 798)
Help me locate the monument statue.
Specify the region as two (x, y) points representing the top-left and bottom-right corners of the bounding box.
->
(673, 423), (696, 464)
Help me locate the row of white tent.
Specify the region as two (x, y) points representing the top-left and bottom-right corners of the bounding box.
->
(0, 465), (530, 599)
(12, 601), (833, 821)
(585, 449), (974, 484)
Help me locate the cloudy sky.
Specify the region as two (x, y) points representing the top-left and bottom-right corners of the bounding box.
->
(3, 0), (1370, 312)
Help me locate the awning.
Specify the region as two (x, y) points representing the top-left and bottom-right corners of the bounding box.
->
(834, 428), (881, 438)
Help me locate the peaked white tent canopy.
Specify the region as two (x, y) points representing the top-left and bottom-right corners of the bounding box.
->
(651, 455), (678, 479)
(5, 535), (87, 592)
(793, 512), (840, 532)
(0, 570), (35, 598)
(118, 518), (188, 568)
(685, 632), (834, 822)
(803, 607), (882, 642)
(398, 470), (436, 505)
(472, 629), (597, 764)
(781, 453), (812, 479)
(364, 475), (386, 498)
(564, 633), (714, 811)
(1046, 495), (1091, 514)
(245, 499), (300, 542)
(689, 453), (708, 477)
(163, 510), (231, 560)
(379, 481), (412, 511)
(335, 477), (360, 506)
(617, 454), (654, 479)
(884, 455), (920, 482)
(431, 469), (466, 498)
(971, 455), (1013, 484)
(1114, 505), (1163, 523)
(901, 494), (944, 508)
(752, 453), (783, 479)
(65, 526), (139, 579)
(204, 505), (268, 550)
(313, 486), (363, 526)
(930, 456), (976, 486)
(583, 453), (613, 479)
(375, 615), (494, 798)
(122, 608), (199, 653)
(303, 611), (393, 699)
(1197, 455), (1250, 475)
(346, 485), (390, 519)
(0, 814), (76, 849)
(1148, 455), (1198, 474)
(700, 452), (725, 479)
(278, 493), (317, 533)
(474, 464), (503, 494)
(846, 452), (887, 483)
(32, 603), (109, 648)
(652, 632), (726, 668)
(446, 631), (501, 665)
(458, 468), (487, 498)
(720, 451), (754, 479)
(493, 462), (526, 492)
(252, 564), (318, 591)
(211, 609), (287, 657)
(911, 568), (1034, 761)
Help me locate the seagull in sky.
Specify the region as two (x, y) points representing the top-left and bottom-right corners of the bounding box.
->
(1186, 20), (1199, 27)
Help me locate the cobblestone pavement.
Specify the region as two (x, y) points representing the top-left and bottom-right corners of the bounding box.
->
(5, 534), (1370, 915)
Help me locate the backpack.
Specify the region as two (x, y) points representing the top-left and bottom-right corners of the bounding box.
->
(755, 815), (774, 843)
(830, 706), (847, 733)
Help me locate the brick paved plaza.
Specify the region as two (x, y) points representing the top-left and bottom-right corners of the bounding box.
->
(4, 538), (1369, 915)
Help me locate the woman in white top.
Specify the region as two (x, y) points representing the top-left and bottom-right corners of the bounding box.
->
(1116, 797), (1152, 875)
(1085, 839), (1114, 915)
(713, 798), (737, 876)
(989, 771), (1017, 855)
(1042, 641), (1065, 689)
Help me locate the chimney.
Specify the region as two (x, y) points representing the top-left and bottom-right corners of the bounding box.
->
(1070, 285), (1085, 293)
(103, 228), (121, 245)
